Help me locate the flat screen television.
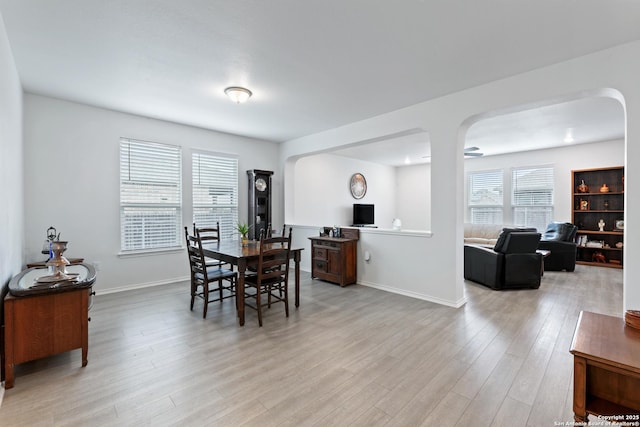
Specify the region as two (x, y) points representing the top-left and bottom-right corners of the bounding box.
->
(353, 203), (375, 226)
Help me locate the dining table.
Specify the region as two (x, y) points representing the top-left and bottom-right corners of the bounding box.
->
(201, 240), (304, 326)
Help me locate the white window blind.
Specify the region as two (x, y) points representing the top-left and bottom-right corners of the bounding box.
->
(468, 170), (504, 224)
(192, 152), (238, 240)
(512, 166), (554, 231)
(120, 138), (182, 251)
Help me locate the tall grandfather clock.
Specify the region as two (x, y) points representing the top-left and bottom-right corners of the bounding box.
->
(247, 169), (273, 240)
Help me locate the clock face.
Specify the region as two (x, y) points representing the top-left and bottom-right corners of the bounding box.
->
(350, 173), (367, 199)
(255, 178), (267, 192)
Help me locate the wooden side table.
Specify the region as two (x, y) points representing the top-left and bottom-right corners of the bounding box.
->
(570, 311), (640, 422)
(2, 264), (96, 389)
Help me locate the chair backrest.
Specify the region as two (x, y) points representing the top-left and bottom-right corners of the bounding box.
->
(255, 227), (292, 284)
(260, 224), (289, 239)
(259, 223), (272, 240)
(542, 222), (577, 242)
(500, 232), (541, 254)
(185, 227), (206, 277)
(194, 222), (221, 243)
(493, 227), (537, 252)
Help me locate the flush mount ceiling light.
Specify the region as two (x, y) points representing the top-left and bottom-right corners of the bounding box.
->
(564, 128), (574, 143)
(224, 86), (252, 104)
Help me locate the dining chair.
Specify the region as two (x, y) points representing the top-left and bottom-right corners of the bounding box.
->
(243, 227), (292, 326)
(193, 222), (230, 269)
(185, 227), (237, 318)
(258, 223), (272, 240)
(260, 224), (290, 239)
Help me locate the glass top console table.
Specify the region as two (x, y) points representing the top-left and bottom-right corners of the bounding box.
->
(3, 263), (96, 388)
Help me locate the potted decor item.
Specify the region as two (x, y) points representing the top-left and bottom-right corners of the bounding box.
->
(599, 183), (610, 193)
(236, 223), (252, 246)
(577, 180), (589, 193)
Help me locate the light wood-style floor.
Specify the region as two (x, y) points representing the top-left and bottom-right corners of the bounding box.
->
(0, 265), (623, 426)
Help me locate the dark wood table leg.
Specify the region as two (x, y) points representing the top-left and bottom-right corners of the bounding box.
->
(294, 251), (301, 308)
(236, 259), (246, 326)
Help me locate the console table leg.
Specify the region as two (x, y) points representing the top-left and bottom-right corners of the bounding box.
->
(4, 300), (14, 389)
(573, 356), (588, 423)
(574, 414), (588, 423)
(4, 364), (14, 389)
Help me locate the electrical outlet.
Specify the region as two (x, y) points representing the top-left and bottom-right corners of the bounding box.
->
(94, 261), (101, 271)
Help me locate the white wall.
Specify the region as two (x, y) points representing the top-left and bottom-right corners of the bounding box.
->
(23, 94), (280, 293)
(395, 162), (431, 230)
(0, 14), (23, 401)
(464, 139), (625, 224)
(293, 153), (396, 228)
(281, 41), (640, 311)
(0, 13), (24, 297)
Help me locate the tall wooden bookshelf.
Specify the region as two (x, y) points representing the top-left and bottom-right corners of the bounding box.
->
(572, 166), (624, 268)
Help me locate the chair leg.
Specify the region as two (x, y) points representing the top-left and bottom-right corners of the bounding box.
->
(284, 282), (289, 318)
(202, 283), (208, 319)
(218, 277), (224, 303)
(236, 278), (240, 317)
(190, 279), (196, 311)
(256, 285), (263, 327)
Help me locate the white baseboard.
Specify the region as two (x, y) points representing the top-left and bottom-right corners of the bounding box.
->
(357, 280), (467, 308)
(95, 276), (189, 295)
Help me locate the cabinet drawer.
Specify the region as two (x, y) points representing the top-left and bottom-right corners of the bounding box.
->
(316, 241), (339, 249)
(313, 247), (328, 260)
(313, 260), (328, 273)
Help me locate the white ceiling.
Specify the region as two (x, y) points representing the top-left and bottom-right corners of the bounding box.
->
(0, 1), (637, 149)
(332, 96), (625, 166)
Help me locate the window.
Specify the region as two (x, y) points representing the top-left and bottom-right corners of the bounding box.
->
(120, 138), (182, 251)
(192, 152), (238, 240)
(468, 170), (504, 224)
(512, 166), (554, 231)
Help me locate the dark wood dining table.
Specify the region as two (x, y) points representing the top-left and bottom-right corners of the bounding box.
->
(201, 240), (304, 326)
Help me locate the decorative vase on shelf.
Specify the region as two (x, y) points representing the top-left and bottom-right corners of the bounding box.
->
(599, 183), (609, 193)
(577, 180), (589, 193)
(46, 241), (70, 277)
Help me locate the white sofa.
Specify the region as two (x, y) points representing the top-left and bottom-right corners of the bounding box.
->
(463, 223), (506, 246)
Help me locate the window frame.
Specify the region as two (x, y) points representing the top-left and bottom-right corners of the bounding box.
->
(511, 165), (554, 232)
(119, 138), (183, 253)
(467, 169), (504, 225)
(192, 150), (239, 241)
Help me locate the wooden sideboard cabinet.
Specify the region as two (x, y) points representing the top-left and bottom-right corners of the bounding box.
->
(309, 231), (358, 287)
(3, 288), (90, 389)
(3, 264), (95, 389)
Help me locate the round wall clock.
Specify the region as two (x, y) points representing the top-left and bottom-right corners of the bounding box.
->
(350, 173), (367, 199)
(255, 178), (267, 192)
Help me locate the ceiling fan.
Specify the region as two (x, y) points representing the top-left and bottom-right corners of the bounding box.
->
(464, 146), (484, 157)
(421, 146), (484, 159)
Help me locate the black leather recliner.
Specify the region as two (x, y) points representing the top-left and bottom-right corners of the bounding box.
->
(537, 222), (577, 272)
(464, 228), (543, 290)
